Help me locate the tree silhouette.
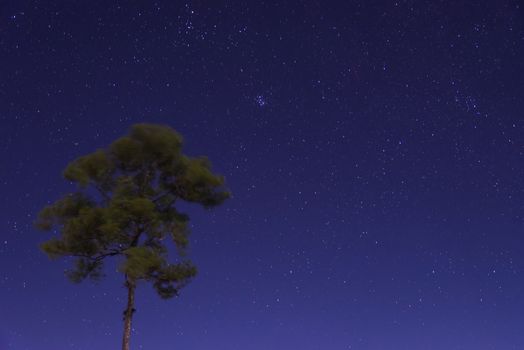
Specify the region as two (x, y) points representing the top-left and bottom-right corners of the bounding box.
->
(35, 124), (229, 350)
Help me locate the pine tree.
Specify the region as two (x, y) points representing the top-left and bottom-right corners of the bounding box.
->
(35, 124), (229, 350)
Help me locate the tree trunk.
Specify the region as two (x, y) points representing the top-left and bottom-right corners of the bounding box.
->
(122, 277), (136, 350)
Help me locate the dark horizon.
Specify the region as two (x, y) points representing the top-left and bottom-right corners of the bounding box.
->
(1, 1), (524, 349)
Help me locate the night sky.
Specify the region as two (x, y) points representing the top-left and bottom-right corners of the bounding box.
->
(1, 1), (524, 349)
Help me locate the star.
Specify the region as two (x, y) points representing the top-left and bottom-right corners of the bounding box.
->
(255, 95), (267, 107)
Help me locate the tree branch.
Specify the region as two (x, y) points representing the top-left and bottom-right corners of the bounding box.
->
(152, 190), (175, 203)
(95, 184), (111, 203)
(71, 248), (123, 262)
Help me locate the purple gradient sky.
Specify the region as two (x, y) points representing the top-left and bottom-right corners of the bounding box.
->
(1, 1), (524, 349)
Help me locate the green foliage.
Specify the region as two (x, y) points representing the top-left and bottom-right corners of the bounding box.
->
(120, 247), (165, 279)
(153, 262), (197, 299)
(36, 123), (229, 297)
(63, 150), (113, 188)
(66, 258), (104, 283)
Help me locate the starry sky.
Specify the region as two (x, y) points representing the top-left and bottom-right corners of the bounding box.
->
(1, 1), (524, 349)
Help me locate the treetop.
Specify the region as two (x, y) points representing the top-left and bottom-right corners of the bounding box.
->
(36, 123), (229, 298)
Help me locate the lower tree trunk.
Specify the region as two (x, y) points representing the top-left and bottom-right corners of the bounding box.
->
(122, 277), (136, 350)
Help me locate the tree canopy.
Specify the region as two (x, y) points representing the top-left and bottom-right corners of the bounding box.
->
(36, 122), (229, 298)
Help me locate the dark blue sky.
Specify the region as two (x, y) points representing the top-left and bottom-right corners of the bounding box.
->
(1, 1), (524, 349)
